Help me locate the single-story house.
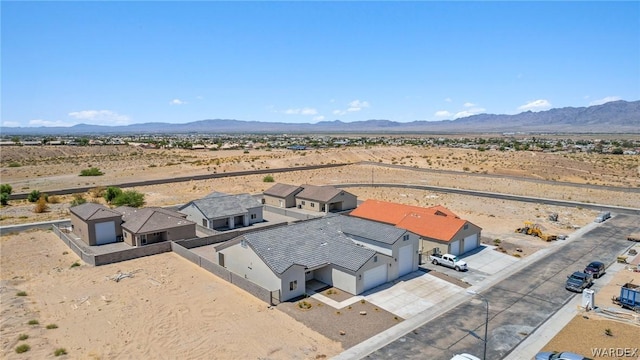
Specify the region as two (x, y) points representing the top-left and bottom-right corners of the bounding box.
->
(263, 183), (304, 208)
(294, 184), (357, 213)
(179, 192), (263, 230)
(349, 200), (482, 256)
(70, 203), (124, 246)
(215, 214), (419, 301)
(115, 206), (196, 246)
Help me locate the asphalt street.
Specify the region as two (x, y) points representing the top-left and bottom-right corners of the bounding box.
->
(364, 214), (640, 360)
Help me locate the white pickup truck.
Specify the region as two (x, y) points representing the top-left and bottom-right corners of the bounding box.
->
(429, 253), (468, 271)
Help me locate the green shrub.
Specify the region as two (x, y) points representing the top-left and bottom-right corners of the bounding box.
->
(54, 348), (67, 356)
(1, 184), (13, 195)
(0, 193), (8, 206)
(70, 262), (80, 268)
(46, 324), (58, 329)
(16, 291), (27, 296)
(8, 162), (21, 167)
(111, 190), (145, 208)
(70, 194), (87, 206)
(27, 320), (39, 325)
(18, 334), (28, 341)
(79, 167), (104, 176)
(15, 344), (30, 353)
(27, 190), (41, 203)
(263, 175), (275, 183)
(103, 186), (123, 203)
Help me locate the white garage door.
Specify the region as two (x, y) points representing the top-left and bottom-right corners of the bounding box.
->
(95, 221), (116, 245)
(398, 245), (414, 276)
(363, 264), (388, 291)
(449, 240), (460, 255)
(463, 234), (479, 254)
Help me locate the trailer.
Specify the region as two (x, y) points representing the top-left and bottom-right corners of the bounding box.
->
(628, 232), (640, 242)
(615, 282), (640, 312)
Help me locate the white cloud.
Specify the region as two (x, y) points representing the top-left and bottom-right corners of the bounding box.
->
(347, 99), (370, 112)
(313, 116), (325, 122)
(1, 120), (20, 127)
(454, 107), (486, 119)
(283, 107), (318, 115)
(67, 110), (131, 125)
(196, 96), (204, 100)
(170, 98), (187, 105)
(333, 109), (346, 116)
(589, 96), (620, 106)
(29, 119), (74, 127)
(463, 102), (476, 108)
(444, 97), (452, 103)
(518, 99), (552, 111)
(434, 110), (452, 118)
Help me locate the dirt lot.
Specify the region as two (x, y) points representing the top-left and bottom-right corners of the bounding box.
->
(1, 144), (639, 359)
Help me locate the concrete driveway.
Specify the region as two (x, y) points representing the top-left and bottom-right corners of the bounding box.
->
(363, 270), (466, 318)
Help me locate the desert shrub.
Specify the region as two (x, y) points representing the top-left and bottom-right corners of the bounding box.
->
(27, 190), (41, 203)
(70, 194), (87, 206)
(18, 334), (29, 340)
(54, 348), (67, 356)
(70, 262), (80, 268)
(16, 291), (27, 296)
(27, 320), (39, 325)
(89, 186), (106, 198)
(263, 175), (275, 182)
(79, 167), (104, 176)
(111, 190), (145, 208)
(1, 184), (13, 195)
(46, 324), (58, 329)
(48, 195), (61, 204)
(103, 186), (122, 203)
(8, 161), (21, 167)
(0, 193), (8, 206)
(15, 344), (30, 353)
(34, 196), (49, 213)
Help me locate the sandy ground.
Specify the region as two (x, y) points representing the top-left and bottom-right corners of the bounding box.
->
(540, 244), (640, 360)
(0, 230), (341, 359)
(1, 145), (638, 359)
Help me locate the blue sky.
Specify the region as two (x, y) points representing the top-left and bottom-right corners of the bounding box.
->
(2, 1), (639, 127)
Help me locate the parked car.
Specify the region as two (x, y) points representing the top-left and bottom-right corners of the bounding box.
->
(594, 211), (611, 223)
(584, 261), (605, 278)
(565, 271), (593, 292)
(535, 351), (593, 360)
(430, 253), (468, 271)
(450, 354), (481, 360)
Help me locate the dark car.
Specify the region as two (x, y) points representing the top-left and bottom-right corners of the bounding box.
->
(584, 261), (605, 278)
(565, 271), (593, 292)
(535, 351), (593, 360)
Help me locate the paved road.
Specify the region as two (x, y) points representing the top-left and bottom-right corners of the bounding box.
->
(338, 183), (640, 216)
(365, 214), (640, 360)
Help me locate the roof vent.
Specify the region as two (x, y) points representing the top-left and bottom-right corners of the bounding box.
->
(320, 242), (328, 246)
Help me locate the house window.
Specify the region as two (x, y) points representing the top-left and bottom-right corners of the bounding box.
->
(301, 201), (306, 205)
(464, 224), (469, 230)
(250, 214), (257, 219)
(290, 280), (297, 291)
(374, 255), (378, 262)
(403, 234), (409, 241)
(202, 219), (207, 227)
(311, 203), (315, 208)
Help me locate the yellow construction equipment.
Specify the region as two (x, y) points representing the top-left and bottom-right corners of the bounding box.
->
(515, 221), (557, 241)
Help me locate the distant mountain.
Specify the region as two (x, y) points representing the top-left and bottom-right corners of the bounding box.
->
(2, 100), (639, 136)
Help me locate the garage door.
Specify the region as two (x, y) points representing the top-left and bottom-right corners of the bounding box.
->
(449, 240), (460, 255)
(363, 264), (388, 291)
(398, 245), (414, 276)
(95, 221), (116, 245)
(463, 234), (478, 254)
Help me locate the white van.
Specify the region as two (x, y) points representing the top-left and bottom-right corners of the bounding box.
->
(594, 211), (611, 223)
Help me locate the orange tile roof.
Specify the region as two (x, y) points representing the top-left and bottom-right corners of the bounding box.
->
(349, 199), (468, 242)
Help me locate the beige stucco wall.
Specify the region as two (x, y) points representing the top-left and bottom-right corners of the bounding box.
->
(263, 194), (296, 208)
(295, 198), (322, 212)
(420, 222), (482, 256)
(327, 191), (357, 211)
(71, 213), (122, 247)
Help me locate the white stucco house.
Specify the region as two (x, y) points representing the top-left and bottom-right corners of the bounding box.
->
(179, 192), (263, 231)
(215, 214), (420, 301)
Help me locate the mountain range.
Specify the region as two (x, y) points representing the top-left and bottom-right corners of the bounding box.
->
(2, 100), (639, 136)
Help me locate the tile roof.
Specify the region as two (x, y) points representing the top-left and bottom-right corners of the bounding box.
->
(242, 215), (385, 275)
(70, 203), (122, 221)
(179, 193), (262, 219)
(115, 206), (194, 234)
(296, 184), (348, 202)
(263, 183), (303, 198)
(350, 199), (474, 242)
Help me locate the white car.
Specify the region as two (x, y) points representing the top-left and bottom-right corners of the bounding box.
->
(450, 354), (481, 360)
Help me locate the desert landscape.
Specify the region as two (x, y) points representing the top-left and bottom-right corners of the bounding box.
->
(1, 143), (639, 359)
